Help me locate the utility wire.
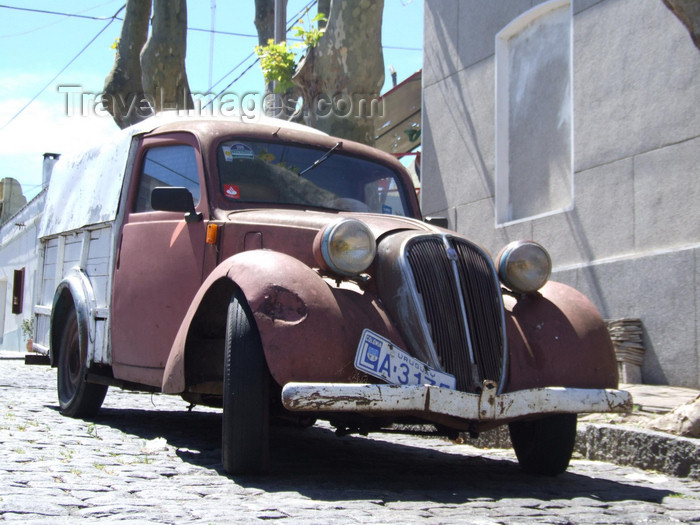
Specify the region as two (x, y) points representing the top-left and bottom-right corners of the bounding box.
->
(206, 52), (257, 96)
(202, 55), (259, 109)
(0, 0), (417, 126)
(0, 4), (126, 131)
(0, 4), (259, 39)
(0, 4), (117, 21)
(0, 0), (118, 38)
(0, 3), (421, 47)
(205, 0), (319, 104)
(0, 0), (317, 124)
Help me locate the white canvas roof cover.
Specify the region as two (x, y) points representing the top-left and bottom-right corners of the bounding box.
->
(38, 113), (325, 239)
(38, 119), (155, 239)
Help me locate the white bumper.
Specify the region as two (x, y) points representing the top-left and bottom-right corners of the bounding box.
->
(281, 382), (632, 421)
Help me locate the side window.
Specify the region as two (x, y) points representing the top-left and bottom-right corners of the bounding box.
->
(134, 144), (200, 213)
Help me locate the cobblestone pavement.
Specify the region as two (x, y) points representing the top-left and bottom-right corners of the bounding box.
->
(2, 359), (699, 524)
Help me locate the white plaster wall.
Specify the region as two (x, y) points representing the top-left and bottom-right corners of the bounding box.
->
(0, 193), (45, 351)
(423, 0), (700, 387)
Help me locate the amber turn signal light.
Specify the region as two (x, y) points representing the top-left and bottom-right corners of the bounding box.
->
(206, 223), (218, 245)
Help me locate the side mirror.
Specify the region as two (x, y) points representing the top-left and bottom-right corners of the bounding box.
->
(424, 216), (448, 229)
(151, 187), (202, 223)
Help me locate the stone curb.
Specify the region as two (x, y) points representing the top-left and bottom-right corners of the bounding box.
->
(576, 423), (700, 480)
(465, 422), (700, 480)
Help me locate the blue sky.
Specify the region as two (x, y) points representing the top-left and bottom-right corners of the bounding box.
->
(0, 0), (423, 200)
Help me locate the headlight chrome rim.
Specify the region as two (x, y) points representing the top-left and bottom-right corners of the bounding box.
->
(320, 218), (377, 277)
(497, 240), (552, 294)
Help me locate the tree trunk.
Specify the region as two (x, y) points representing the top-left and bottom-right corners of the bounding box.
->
(102, 0), (153, 129)
(317, 0), (330, 29)
(254, 0), (275, 46)
(663, 0), (700, 51)
(140, 0), (194, 113)
(292, 0), (385, 145)
(254, 0), (298, 119)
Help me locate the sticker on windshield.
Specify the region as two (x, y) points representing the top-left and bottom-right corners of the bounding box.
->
(223, 143), (254, 162)
(223, 184), (241, 199)
(382, 205), (392, 214)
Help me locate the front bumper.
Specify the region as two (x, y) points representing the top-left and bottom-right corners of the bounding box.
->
(281, 381), (632, 422)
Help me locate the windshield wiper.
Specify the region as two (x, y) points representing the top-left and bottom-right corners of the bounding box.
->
(298, 141), (343, 176)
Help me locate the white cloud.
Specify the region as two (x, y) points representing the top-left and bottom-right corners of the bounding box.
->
(0, 84), (118, 199)
(0, 97), (118, 154)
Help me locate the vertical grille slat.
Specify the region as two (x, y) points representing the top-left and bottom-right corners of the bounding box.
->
(404, 236), (505, 393)
(406, 238), (469, 382)
(454, 240), (504, 386)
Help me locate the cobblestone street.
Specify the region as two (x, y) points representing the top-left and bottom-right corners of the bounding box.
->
(1, 358), (699, 524)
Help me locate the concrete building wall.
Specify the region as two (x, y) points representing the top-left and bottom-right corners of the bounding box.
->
(422, 0), (700, 387)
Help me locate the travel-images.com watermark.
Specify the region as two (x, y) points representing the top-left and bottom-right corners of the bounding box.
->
(57, 86), (386, 121)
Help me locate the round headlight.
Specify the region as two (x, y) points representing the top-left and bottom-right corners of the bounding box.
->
(497, 240), (552, 294)
(319, 219), (376, 276)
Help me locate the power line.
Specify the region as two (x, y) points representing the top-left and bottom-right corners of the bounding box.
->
(206, 52), (258, 97)
(0, 0), (118, 38)
(0, 0), (316, 124)
(204, 0), (319, 101)
(0, 4), (126, 131)
(0, 3), (421, 47)
(205, 55), (260, 107)
(188, 26), (257, 39)
(0, 4), (115, 22)
(0, 0), (419, 125)
(0, 4), (259, 39)
(384, 45), (421, 51)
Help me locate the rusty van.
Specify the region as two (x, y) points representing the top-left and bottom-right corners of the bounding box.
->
(27, 114), (631, 476)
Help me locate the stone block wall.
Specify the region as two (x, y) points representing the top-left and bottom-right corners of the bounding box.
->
(422, 0), (700, 387)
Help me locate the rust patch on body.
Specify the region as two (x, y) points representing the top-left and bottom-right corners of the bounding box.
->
(257, 286), (308, 325)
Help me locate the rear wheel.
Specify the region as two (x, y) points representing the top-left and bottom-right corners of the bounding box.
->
(57, 308), (107, 417)
(508, 413), (577, 476)
(222, 291), (270, 475)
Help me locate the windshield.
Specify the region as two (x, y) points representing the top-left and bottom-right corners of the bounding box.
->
(216, 140), (409, 216)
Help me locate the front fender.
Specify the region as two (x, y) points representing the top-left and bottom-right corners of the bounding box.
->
(162, 250), (405, 393)
(504, 281), (618, 392)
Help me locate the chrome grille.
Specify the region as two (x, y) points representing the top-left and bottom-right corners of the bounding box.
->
(404, 236), (505, 392)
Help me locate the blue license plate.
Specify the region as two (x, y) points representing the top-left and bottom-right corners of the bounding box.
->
(354, 329), (456, 389)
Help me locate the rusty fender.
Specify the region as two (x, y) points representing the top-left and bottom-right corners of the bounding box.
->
(49, 268), (97, 368)
(162, 250), (405, 393)
(503, 281), (619, 393)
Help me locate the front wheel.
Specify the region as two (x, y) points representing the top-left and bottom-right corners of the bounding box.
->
(222, 291), (270, 475)
(508, 413), (577, 476)
(57, 308), (107, 417)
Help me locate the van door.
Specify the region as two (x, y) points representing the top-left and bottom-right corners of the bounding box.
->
(111, 133), (208, 388)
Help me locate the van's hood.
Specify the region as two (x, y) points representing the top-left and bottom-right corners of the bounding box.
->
(216, 208), (442, 239)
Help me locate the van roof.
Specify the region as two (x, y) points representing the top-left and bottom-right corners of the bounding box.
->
(38, 113), (326, 238)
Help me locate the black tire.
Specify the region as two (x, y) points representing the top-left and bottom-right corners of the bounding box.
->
(222, 291), (270, 475)
(508, 413), (577, 476)
(57, 308), (108, 417)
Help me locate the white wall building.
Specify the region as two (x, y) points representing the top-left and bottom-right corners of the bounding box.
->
(422, 0), (700, 387)
(0, 153), (56, 352)
(0, 191), (46, 352)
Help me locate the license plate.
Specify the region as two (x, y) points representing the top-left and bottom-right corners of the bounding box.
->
(355, 329), (456, 389)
